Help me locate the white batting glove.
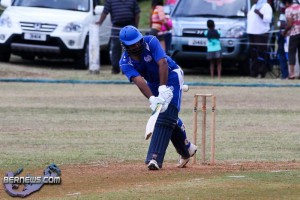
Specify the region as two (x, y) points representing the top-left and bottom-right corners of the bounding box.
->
(160, 102), (169, 113)
(149, 96), (165, 111)
(158, 85), (173, 105)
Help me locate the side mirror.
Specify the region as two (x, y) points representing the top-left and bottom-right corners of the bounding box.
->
(1, 0), (12, 7)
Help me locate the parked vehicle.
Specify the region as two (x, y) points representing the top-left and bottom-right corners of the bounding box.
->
(169, 0), (251, 74)
(0, 0), (111, 69)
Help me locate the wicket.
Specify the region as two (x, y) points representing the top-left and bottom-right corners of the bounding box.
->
(192, 94), (216, 165)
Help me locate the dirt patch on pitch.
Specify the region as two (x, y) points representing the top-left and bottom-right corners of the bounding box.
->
(2, 161), (299, 199)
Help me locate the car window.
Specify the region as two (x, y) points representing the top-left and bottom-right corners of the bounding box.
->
(173, 0), (247, 18)
(12, 0), (90, 12)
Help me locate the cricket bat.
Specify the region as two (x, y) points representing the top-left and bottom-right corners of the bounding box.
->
(145, 104), (162, 140)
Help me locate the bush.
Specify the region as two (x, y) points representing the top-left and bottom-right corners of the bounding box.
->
(138, 0), (151, 28)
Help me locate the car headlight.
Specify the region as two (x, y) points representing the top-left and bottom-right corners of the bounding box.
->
(0, 15), (12, 28)
(63, 23), (82, 32)
(225, 26), (245, 38)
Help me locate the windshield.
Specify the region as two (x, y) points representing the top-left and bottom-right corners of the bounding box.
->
(12, 0), (90, 12)
(173, 0), (248, 18)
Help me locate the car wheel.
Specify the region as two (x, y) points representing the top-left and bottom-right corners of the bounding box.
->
(0, 52), (10, 62)
(74, 40), (89, 70)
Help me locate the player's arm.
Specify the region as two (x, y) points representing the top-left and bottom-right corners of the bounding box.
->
(157, 58), (168, 86)
(148, 36), (173, 111)
(132, 76), (153, 99)
(157, 58), (173, 111)
(148, 36), (168, 86)
(132, 76), (165, 111)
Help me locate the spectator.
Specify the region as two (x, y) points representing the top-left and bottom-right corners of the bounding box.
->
(282, 0), (300, 79)
(204, 20), (222, 79)
(277, 3), (289, 79)
(161, 13), (173, 54)
(149, 0), (167, 51)
(247, 0), (273, 78)
(119, 25), (197, 170)
(96, 0), (140, 74)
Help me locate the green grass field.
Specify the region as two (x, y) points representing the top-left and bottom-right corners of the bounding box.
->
(1, 80), (299, 169)
(0, 62), (300, 199)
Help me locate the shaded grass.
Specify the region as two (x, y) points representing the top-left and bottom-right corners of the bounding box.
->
(2, 59), (300, 86)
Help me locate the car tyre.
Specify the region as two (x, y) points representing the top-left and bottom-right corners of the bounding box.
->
(74, 40), (89, 70)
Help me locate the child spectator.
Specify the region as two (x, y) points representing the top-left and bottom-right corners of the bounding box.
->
(204, 20), (222, 79)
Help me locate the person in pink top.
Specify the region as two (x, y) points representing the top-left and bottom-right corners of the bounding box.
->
(165, 0), (177, 5)
(282, 0), (300, 79)
(149, 0), (167, 50)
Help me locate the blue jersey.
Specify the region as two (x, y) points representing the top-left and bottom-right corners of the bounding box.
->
(120, 35), (184, 111)
(120, 36), (179, 87)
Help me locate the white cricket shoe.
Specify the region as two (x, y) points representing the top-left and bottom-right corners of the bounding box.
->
(188, 143), (198, 157)
(177, 157), (190, 168)
(177, 143), (198, 168)
(148, 159), (160, 170)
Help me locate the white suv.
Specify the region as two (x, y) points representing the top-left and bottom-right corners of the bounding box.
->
(0, 0), (111, 69)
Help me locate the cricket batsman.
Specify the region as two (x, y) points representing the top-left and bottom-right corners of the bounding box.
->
(119, 25), (197, 170)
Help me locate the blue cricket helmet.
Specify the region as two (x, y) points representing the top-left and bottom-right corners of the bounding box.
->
(119, 25), (145, 56)
(119, 25), (143, 45)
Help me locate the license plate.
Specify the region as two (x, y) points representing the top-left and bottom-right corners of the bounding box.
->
(188, 38), (207, 46)
(24, 33), (46, 41)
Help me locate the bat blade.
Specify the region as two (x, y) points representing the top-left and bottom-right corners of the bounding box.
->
(145, 104), (162, 140)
